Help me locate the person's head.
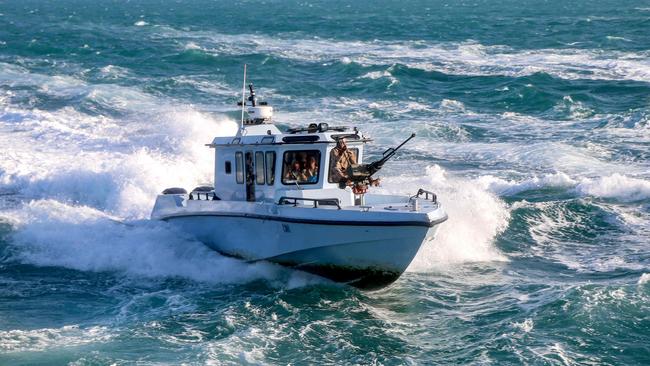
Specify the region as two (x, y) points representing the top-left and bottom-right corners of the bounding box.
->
(336, 138), (347, 151)
(292, 161), (301, 171)
(308, 156), (317, 169)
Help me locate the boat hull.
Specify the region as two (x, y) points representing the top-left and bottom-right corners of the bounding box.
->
(162, 214), (442, 290)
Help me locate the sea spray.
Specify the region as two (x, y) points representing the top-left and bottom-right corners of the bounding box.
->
(377, 165), (510, 269)
(7, 200), (280, 284)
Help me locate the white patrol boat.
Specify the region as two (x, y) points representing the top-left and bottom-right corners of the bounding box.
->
(152, 71), (447, 289)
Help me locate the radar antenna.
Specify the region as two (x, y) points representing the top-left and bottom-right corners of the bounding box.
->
(248, 83), (257, 107)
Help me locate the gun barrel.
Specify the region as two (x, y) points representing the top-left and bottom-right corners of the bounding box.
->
(376, 133), (416, 165)
(361, 133), (416, 178)
(394, 133), (416, 151)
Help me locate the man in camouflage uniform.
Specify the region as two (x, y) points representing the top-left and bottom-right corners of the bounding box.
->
(329, 138), (356, 186)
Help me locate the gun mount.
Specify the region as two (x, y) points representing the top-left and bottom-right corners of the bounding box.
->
(345, 133), (416, 190)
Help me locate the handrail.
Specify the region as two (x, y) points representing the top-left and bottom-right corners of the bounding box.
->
(278, 196), (341, 210)
(188, 191), (220, 201)
(412, 188), (437, 203)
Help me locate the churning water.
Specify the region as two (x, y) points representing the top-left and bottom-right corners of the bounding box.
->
(1, 0), (649, 364)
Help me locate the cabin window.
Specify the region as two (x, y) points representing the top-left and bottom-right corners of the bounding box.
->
(281, 150), (321, 185)
(225, 161), (232, 174)
(328, 148), (359, 183)
(255, 152), (265, 185)
(265, 152), (276, 185)
(235, 152), (244, 184)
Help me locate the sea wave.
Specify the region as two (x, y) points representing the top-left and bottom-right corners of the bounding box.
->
(639, 273), (650, 285)
(477, 172), (650, 202)
(518, 200), (645, 273)
(576, 174), (650, 202)
(157, 29), (650, 82)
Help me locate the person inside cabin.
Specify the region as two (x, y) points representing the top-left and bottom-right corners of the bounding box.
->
(285, 160), (306, 181)
(329, 138), (356, 186)
(297, 151), (308, 170)
(305, 155), (319, 183)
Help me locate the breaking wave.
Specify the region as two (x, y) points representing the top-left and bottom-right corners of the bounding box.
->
(576, 174), (650, 202)
(478, 172), (650, 202)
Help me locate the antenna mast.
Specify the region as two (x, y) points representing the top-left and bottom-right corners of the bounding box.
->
(240, 64), (247, 133)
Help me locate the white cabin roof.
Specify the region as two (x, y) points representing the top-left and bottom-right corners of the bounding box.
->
(208, 123), (370, 147)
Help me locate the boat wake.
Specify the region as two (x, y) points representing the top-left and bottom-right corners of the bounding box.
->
(4, 200), (282, 285)
(1, 164), (512, 285)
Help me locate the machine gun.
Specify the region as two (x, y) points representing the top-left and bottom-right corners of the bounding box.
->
(343, 133), (416, 191)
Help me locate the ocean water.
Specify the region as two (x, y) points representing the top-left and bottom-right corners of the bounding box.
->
(1, 0), (649, 364)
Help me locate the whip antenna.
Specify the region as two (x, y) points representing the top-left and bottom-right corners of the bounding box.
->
(240, 64), (247, 133)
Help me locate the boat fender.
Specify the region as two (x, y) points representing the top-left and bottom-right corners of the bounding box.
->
(192, 186), (214, 192)
(162, 187), (187, 195)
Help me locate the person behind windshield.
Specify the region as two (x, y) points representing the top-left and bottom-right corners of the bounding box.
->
(329, 138), (356, 186)
(305, 155), (319, 183)
(285, 160), (306, 181)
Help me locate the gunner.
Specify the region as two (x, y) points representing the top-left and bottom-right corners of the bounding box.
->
(329, 138), (356, 186)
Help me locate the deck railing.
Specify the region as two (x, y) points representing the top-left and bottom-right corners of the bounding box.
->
(412, 188), (437, 203)
(277, 196), (341, 209)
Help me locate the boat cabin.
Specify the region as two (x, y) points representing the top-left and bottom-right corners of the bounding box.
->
(205, 85), (370, 206)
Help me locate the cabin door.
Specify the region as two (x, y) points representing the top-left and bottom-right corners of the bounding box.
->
(244, 151), (256, 202)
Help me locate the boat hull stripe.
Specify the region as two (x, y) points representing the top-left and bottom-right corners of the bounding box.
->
(158, 212), (448, 228)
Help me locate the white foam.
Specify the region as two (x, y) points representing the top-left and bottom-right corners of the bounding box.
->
(522, 198), (648, 273)
(512, 318), (534, 333)
(134, 20), (148, 27)
(0, 107), (237, 218)
(439, 99), (466, 113)
(184, 41), (202, 50)
(154, 29), (650, 82)
(358, 71), (384, 80)
(553, 95), (594, 119)
(476, 171), (650, 203)
(7, 200), (280, 283)
(476, 172), (576, 196)
(377, 165), (510, 269)
(576, 174), (650, 202)
(431, 141), (623, 177)
(639, 273), (650, 285)
(606, 36), (632, 42)
(279, 94), (646, 177)
(97, 64), (130, 80)
(171, 75), (234, 96)
(0, 66), (238, 218)
(358, 69), (399, 87)
(0, 325), (111, 352)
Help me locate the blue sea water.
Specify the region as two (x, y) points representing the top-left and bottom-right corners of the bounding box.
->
(1, 0), (649, 364)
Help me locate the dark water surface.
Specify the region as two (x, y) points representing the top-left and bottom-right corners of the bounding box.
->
(1, 0), (649, 364)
